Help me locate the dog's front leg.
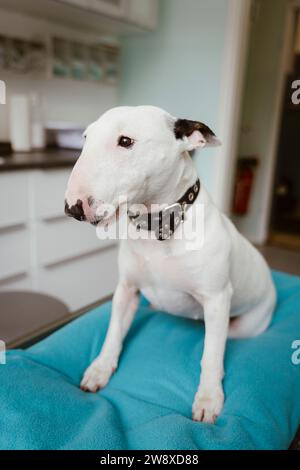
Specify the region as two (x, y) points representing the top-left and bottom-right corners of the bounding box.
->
(80, 281), (139, 392)
(192, 284), (232, 423)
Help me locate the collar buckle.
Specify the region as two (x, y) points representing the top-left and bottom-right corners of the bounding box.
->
(128, 178), (200, 240)
(162, 202), (184, 221)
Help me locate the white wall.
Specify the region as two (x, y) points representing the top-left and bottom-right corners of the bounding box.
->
(0, 8), (118, 141)
(119, 0), (230, 196)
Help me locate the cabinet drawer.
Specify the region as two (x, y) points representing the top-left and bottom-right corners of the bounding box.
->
(0, 226), (31, 281)
(38, 246), (118, 311)
(34, 169), (71, 219)
(36, 217), (116, 266)
(0, 173), (29, 227)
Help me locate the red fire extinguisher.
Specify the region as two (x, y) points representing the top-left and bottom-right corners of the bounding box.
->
(232, 157), (258, 215)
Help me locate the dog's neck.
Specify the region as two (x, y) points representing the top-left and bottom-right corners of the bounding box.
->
(128, 152), (200, 241)
(146, 151), (199, 207)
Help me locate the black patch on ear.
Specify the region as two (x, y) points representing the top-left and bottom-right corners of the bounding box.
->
(174, 119), (216, 140)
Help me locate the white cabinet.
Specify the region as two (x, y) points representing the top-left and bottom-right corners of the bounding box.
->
(0, 0), (158, 33)
(0, 274), (33, 292)
(0, 173), (30, 228)
(64, 0), (158, 27)
(128, 0), (158, 30)
(0, 227), (31, 281)
(0, 173), (31, 287)
(66, 0), (159, 28)
(34, 169), (70, 219)
(62, 0), (89, 7)
(88, 0), (127, 18)
(0, 168), (118, 312)
(36, 217), (115, 266)
(38, 247), (118, 311)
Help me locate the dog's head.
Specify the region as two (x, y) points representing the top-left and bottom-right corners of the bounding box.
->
(65, 106), (220, 225)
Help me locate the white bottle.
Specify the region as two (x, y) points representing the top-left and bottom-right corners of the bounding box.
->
(9, 94), (32, 152)
(30, 93), (45, 150)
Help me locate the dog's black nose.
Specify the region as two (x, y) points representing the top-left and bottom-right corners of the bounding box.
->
(65, 199), (86, 221)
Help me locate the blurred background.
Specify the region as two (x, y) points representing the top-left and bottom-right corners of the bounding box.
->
(0, 0), (299, 347)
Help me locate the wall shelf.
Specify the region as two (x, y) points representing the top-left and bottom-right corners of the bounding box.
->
(0, 0), (157, 36)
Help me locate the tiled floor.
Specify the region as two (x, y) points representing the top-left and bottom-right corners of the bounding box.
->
(258, 245), (300, 276)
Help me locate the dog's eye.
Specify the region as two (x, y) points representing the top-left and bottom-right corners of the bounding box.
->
(118, 136), (134, 148)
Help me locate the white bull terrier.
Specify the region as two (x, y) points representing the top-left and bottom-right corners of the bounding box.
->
(65, 106), (276, 423)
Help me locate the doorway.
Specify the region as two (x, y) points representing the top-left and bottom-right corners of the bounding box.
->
(232, 0), (300, 250)
(269, 7), (300, 250)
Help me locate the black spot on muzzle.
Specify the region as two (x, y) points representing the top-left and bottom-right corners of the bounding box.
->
(64, 199), (86, 221)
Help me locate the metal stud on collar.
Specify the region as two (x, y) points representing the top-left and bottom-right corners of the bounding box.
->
(128, 178), (200, 241)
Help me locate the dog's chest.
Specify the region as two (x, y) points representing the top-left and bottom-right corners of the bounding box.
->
(133, 244), (190, 287)
(128, 242), (203, 318)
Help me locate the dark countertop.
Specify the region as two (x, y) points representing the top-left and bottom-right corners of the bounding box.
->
(0, 148), (79, 172)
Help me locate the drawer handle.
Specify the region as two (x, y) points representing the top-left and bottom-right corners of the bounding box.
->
(42, 215), (66, 223)
(43, 243), (117, 270)
(0, 271), (28, 287)
(0, 223), (26, 234)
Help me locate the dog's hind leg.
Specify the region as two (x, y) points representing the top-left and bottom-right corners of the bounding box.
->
(80, 280), (139, 392)
(228, 286), (276, 339)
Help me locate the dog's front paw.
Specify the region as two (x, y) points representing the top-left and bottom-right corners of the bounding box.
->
(80, 358), (117, 393)
(192, 388), (224, 424)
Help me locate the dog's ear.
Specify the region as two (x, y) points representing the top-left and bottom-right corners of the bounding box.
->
(174, 119), (221, 150)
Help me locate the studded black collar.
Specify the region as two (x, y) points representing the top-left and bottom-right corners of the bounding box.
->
(128, 178), (200, 241)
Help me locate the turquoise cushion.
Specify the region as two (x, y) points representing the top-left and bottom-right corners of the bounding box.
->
(1, 271), (300, 450)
